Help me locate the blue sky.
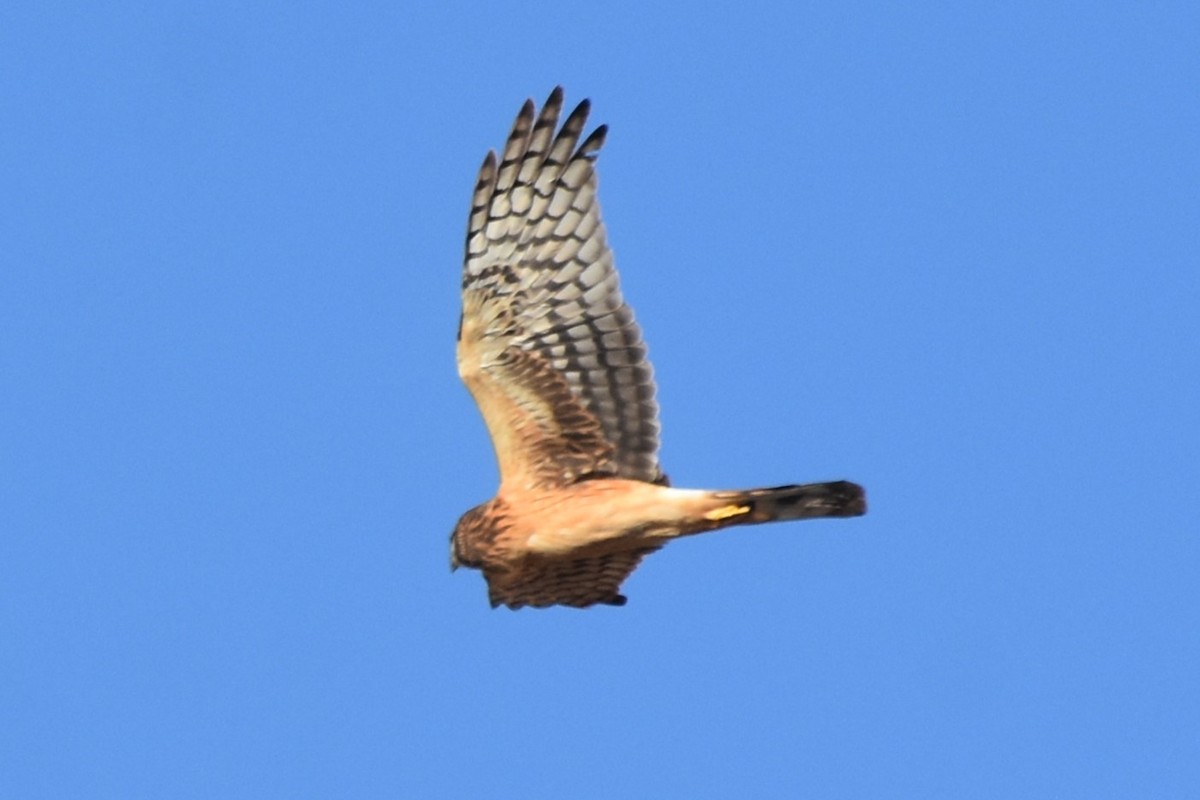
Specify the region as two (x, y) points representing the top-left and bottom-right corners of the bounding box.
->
(3, 2), (1197, 797)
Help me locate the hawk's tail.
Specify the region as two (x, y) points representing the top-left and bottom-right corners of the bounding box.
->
(701, 481), (867, 529)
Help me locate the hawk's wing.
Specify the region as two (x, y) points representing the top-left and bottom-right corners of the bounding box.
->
(457, 87), (664, 488)
(484, 549), (659, 609)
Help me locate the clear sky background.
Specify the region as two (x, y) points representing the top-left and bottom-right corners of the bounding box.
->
(3, 3), (1197, 798)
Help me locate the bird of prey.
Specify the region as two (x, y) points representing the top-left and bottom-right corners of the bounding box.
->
(451, 88), (866, 609)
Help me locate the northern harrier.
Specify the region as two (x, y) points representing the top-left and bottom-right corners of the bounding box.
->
(452, 88), (866, 609)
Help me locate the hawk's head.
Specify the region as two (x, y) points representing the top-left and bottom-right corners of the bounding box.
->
(449, 503), (489, 573)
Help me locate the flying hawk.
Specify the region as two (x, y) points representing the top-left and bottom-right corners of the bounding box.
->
(451, 88), (866, 609)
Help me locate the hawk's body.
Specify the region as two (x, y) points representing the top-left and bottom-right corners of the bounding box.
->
(451, 88), (866, 609)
